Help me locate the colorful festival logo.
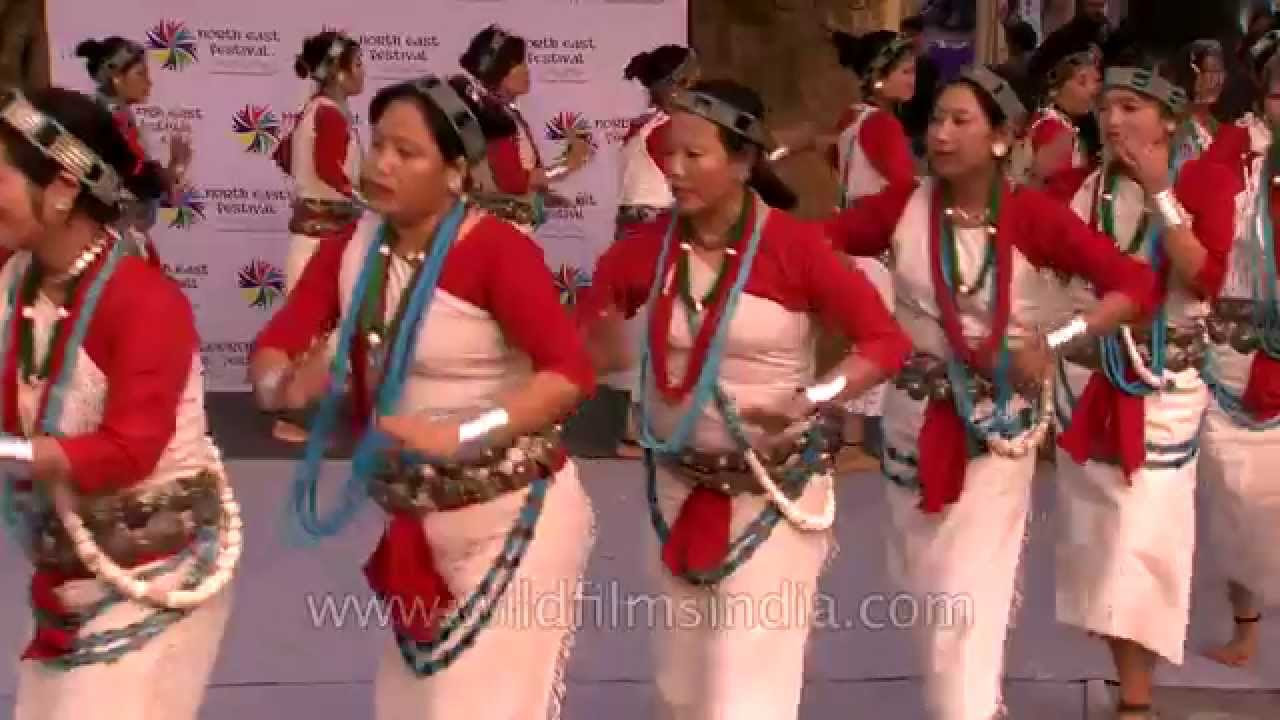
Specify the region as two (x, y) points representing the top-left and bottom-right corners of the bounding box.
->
(544, 111), (598, 158)
(238, 259), (285, 309)
(146, 20), (198, 71)
(159, 183), (206, 229)
(232, 105), (281, 154)
(553, 264), (591, 305)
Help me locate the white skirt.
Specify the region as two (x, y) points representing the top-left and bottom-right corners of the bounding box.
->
(1200, 343), (1280, 605)
(648, 464), (832, 720)
(880, 384), (1036, 720)
(373, 461), (595, 720)
(14, 555), (234, 720)
(1054, 361), (1206, 663)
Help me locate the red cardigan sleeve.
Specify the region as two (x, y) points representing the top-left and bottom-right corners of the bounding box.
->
(56, 260), (198, 494)
(469, 220), (595, 395)
(824, 181), (916, 257)
(486, 136), (534, 194)
(1008, 188), (1160, 316)
(859, 111), (916, 187)
(783, 222), (911, 375)
(312, 103), (353, 197)
(253, 231), (348, 358)
(1178, 158), (1240, 299)
(645, 118), (671, 174)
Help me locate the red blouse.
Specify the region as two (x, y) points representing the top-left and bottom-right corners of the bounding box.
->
(578, 206), (912, 378)
(253, 213), (595, 395)
(825, 106), (916, 188)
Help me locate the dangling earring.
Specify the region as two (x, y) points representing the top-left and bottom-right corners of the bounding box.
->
(447, 173), (462, 196)
(873, 80), (885, 90)
(1164, 120), (1178, 135)
(992, 141), (1009, 158)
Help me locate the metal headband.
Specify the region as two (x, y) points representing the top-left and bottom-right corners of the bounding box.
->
(95, 41), (144, 87)
(413, 75), (487, 165)
(0, 89), (126, 207)
(959, 65), (1027, 126)
(1104, 66), (1188, 115)
(669, 89), (772, 149)
(476, 25), (512, 76)
(867, 35), (914, 84)
(1250, 31), (1280, 68)
(1048, 45), (1101, 87)
(1189, 38), (1223, 60)
(311, 34), (350, 83)
(652, 49), (699, 93)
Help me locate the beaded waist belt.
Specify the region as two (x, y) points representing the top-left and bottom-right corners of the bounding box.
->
(23, 471), (222, 574)
(1208, 298), (1266, 353)
(471, 193), (537, 227)
(369, 429), (563, 514)
(661, 435), (835, 497)
(616, 204), (664, 226)
(1065, 325), (1206, 373)
(288, 198), (363, 235)
(894, 353), (996, 403)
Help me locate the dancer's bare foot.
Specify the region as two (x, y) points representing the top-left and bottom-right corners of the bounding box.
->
(1205, 614), (1261, 668)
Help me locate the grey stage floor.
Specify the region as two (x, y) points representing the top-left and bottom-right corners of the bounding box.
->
(0, 393), (1277, 718)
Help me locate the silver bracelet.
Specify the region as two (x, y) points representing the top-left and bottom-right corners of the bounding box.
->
(254, 367), (287, 407)
(767, 145), (791, 163)
(1045, 314), (1089, 352)
(1151, 189), (1188, 229)
(802, 374), (848, 404)
(544, 163), (570, 182)
(457, 408), (510, 454)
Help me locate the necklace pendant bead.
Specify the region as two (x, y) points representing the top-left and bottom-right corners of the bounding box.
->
(379, 245), (391, 256)
(56, 307), (70, 319)
(20, 306), (34, 319)
(693, 300), (704, 314)
(725, 247), (738, 257)
(957, 283), (971, 295)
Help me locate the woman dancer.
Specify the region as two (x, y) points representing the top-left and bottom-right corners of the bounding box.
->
(75, 36), (191, 265)
(827, 28), (918, 461)
(577, 78), (912, 719)
(459, 24), (592, 233)
(0, 87), (240, 719)
(1050, 53), (1236, 718)
(1009, 40), (1101, 186)
(1172, 39), (1227, 164)
(269, 30), (366, 443)
(249, 74), (595, 719)
(274, 30), (366, 291)
(825, 66), (1157, 720)
(1194, 32), (1280, 668)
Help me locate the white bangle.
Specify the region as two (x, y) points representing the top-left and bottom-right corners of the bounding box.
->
(458, 408), (510, 446)
(0, 436), (34, 476)
(544, 164), (569, 182)
(803, 375), (848, 404)
(1151, 189), (1188, 229)
(767, 146), (791, 163)
(1045, 315), (1089, 352)
(254, 367), (287, 407)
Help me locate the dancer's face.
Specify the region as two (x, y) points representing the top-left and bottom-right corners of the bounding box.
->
(1192, 52), (1225, 107)
(113, 61), (151, 105)
(1099, 88), (1170, 150)
(664, 111), (751, 216)
(0, 141), (84, 250)
(926, 83), (1008, 182)
(1263, 76), (1280, 128)
(338, 50), (366, 97)
(362, 98), (465, 223)
(1055, 64), (1101, 117)
(500, 62), (531, 98)
(877, 55), (917, 105)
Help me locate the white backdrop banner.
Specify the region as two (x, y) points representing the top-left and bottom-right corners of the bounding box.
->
(46, 0), (688, 390)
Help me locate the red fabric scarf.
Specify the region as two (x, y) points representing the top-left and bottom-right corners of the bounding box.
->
(915, 182), (1013, 513)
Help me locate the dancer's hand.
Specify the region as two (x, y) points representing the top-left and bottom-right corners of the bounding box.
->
(741, 392), (815, 436)
(1113, 133), (1171, 195)
(565, 134), (592, 172)
(279, 346), (332, 410)
(378, 415), (460, 461)
(168, 133), (193, 175)
(1009, 334), (1052, 395)
(586, 303), (631, 374)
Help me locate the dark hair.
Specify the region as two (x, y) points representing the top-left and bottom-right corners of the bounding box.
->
(683, 79), (797, 211)
(459, 25), (527, 90)
(624, 45), (691, 89)
(830, 29), (912, 93)
(941, 75), (1011, 129)
(294, 31), (360, 81)
(0, 87), (164, 224)
(369, 75), (516, 162)
(1170, 39), (1223, 105)
(75, 36), (143, 87)
(901, 15), (926, 34)
(1004, 20), (1038, 54)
